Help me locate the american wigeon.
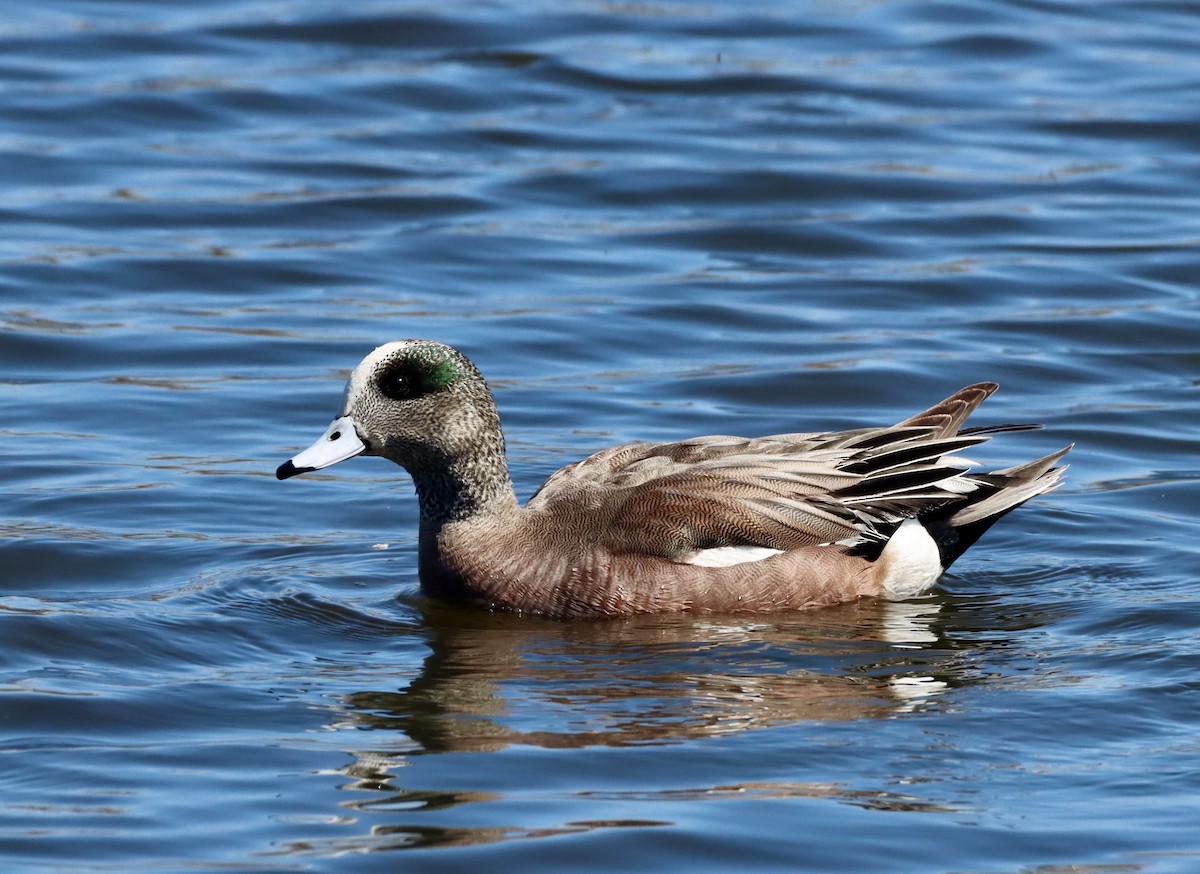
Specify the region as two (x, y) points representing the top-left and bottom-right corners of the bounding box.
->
(277, 340), (1069, 619)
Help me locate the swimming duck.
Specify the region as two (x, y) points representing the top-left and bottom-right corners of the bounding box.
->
(277, 340), (1069, 619)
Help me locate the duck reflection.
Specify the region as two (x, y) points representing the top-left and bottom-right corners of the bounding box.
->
(341, 594), (962, 753)
(289, 592), (1035, 856)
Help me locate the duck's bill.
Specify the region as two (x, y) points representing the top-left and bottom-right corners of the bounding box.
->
(276, 415), (366, 480)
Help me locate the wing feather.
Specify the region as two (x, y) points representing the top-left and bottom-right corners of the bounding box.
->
(525, 384), (1042, 561)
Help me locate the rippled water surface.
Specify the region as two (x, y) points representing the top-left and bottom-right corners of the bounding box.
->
(3, 1), (1199, 871)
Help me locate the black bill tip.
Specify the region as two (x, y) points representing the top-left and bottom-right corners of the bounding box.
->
(275, 460), (312, 481)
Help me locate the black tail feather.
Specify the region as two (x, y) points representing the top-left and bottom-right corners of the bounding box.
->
(929, 445), (1071, 568)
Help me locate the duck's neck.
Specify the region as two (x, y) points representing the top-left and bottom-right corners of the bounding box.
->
(407, 446), (519, 528)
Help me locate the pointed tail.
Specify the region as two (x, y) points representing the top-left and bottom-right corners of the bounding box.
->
(929, 444), (1072, 569)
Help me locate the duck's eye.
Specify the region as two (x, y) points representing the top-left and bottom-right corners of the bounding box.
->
(377, 354), (461, 401)
(379, 371), (413, 401)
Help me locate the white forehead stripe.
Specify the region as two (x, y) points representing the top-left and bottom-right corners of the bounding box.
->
(341, 341), (415, 412)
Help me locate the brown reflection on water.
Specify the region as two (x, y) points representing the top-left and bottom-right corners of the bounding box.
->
(340, 596), (961, 752)
(287, 595), (1020, 857)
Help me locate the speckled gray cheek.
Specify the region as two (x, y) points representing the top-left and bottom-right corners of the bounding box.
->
(354, 394), (391, 448)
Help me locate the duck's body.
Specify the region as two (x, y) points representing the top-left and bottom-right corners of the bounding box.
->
(278, 340), (1069, 619)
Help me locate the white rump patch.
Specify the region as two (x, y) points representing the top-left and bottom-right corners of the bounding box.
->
(685, 545), (785, 568)
(878, 518), (943, 599)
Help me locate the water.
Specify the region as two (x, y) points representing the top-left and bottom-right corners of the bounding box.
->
(2, 0), (1198, 870)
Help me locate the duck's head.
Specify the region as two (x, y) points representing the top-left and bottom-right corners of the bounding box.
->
(276, 339), (502, 481)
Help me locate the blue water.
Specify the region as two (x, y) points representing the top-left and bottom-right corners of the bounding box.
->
(2, 1), (1199, 871)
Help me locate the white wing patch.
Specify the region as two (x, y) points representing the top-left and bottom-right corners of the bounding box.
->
(684, 545), (785, 568)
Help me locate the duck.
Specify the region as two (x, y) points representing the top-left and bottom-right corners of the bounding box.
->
(277, 340), (1069, 619)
